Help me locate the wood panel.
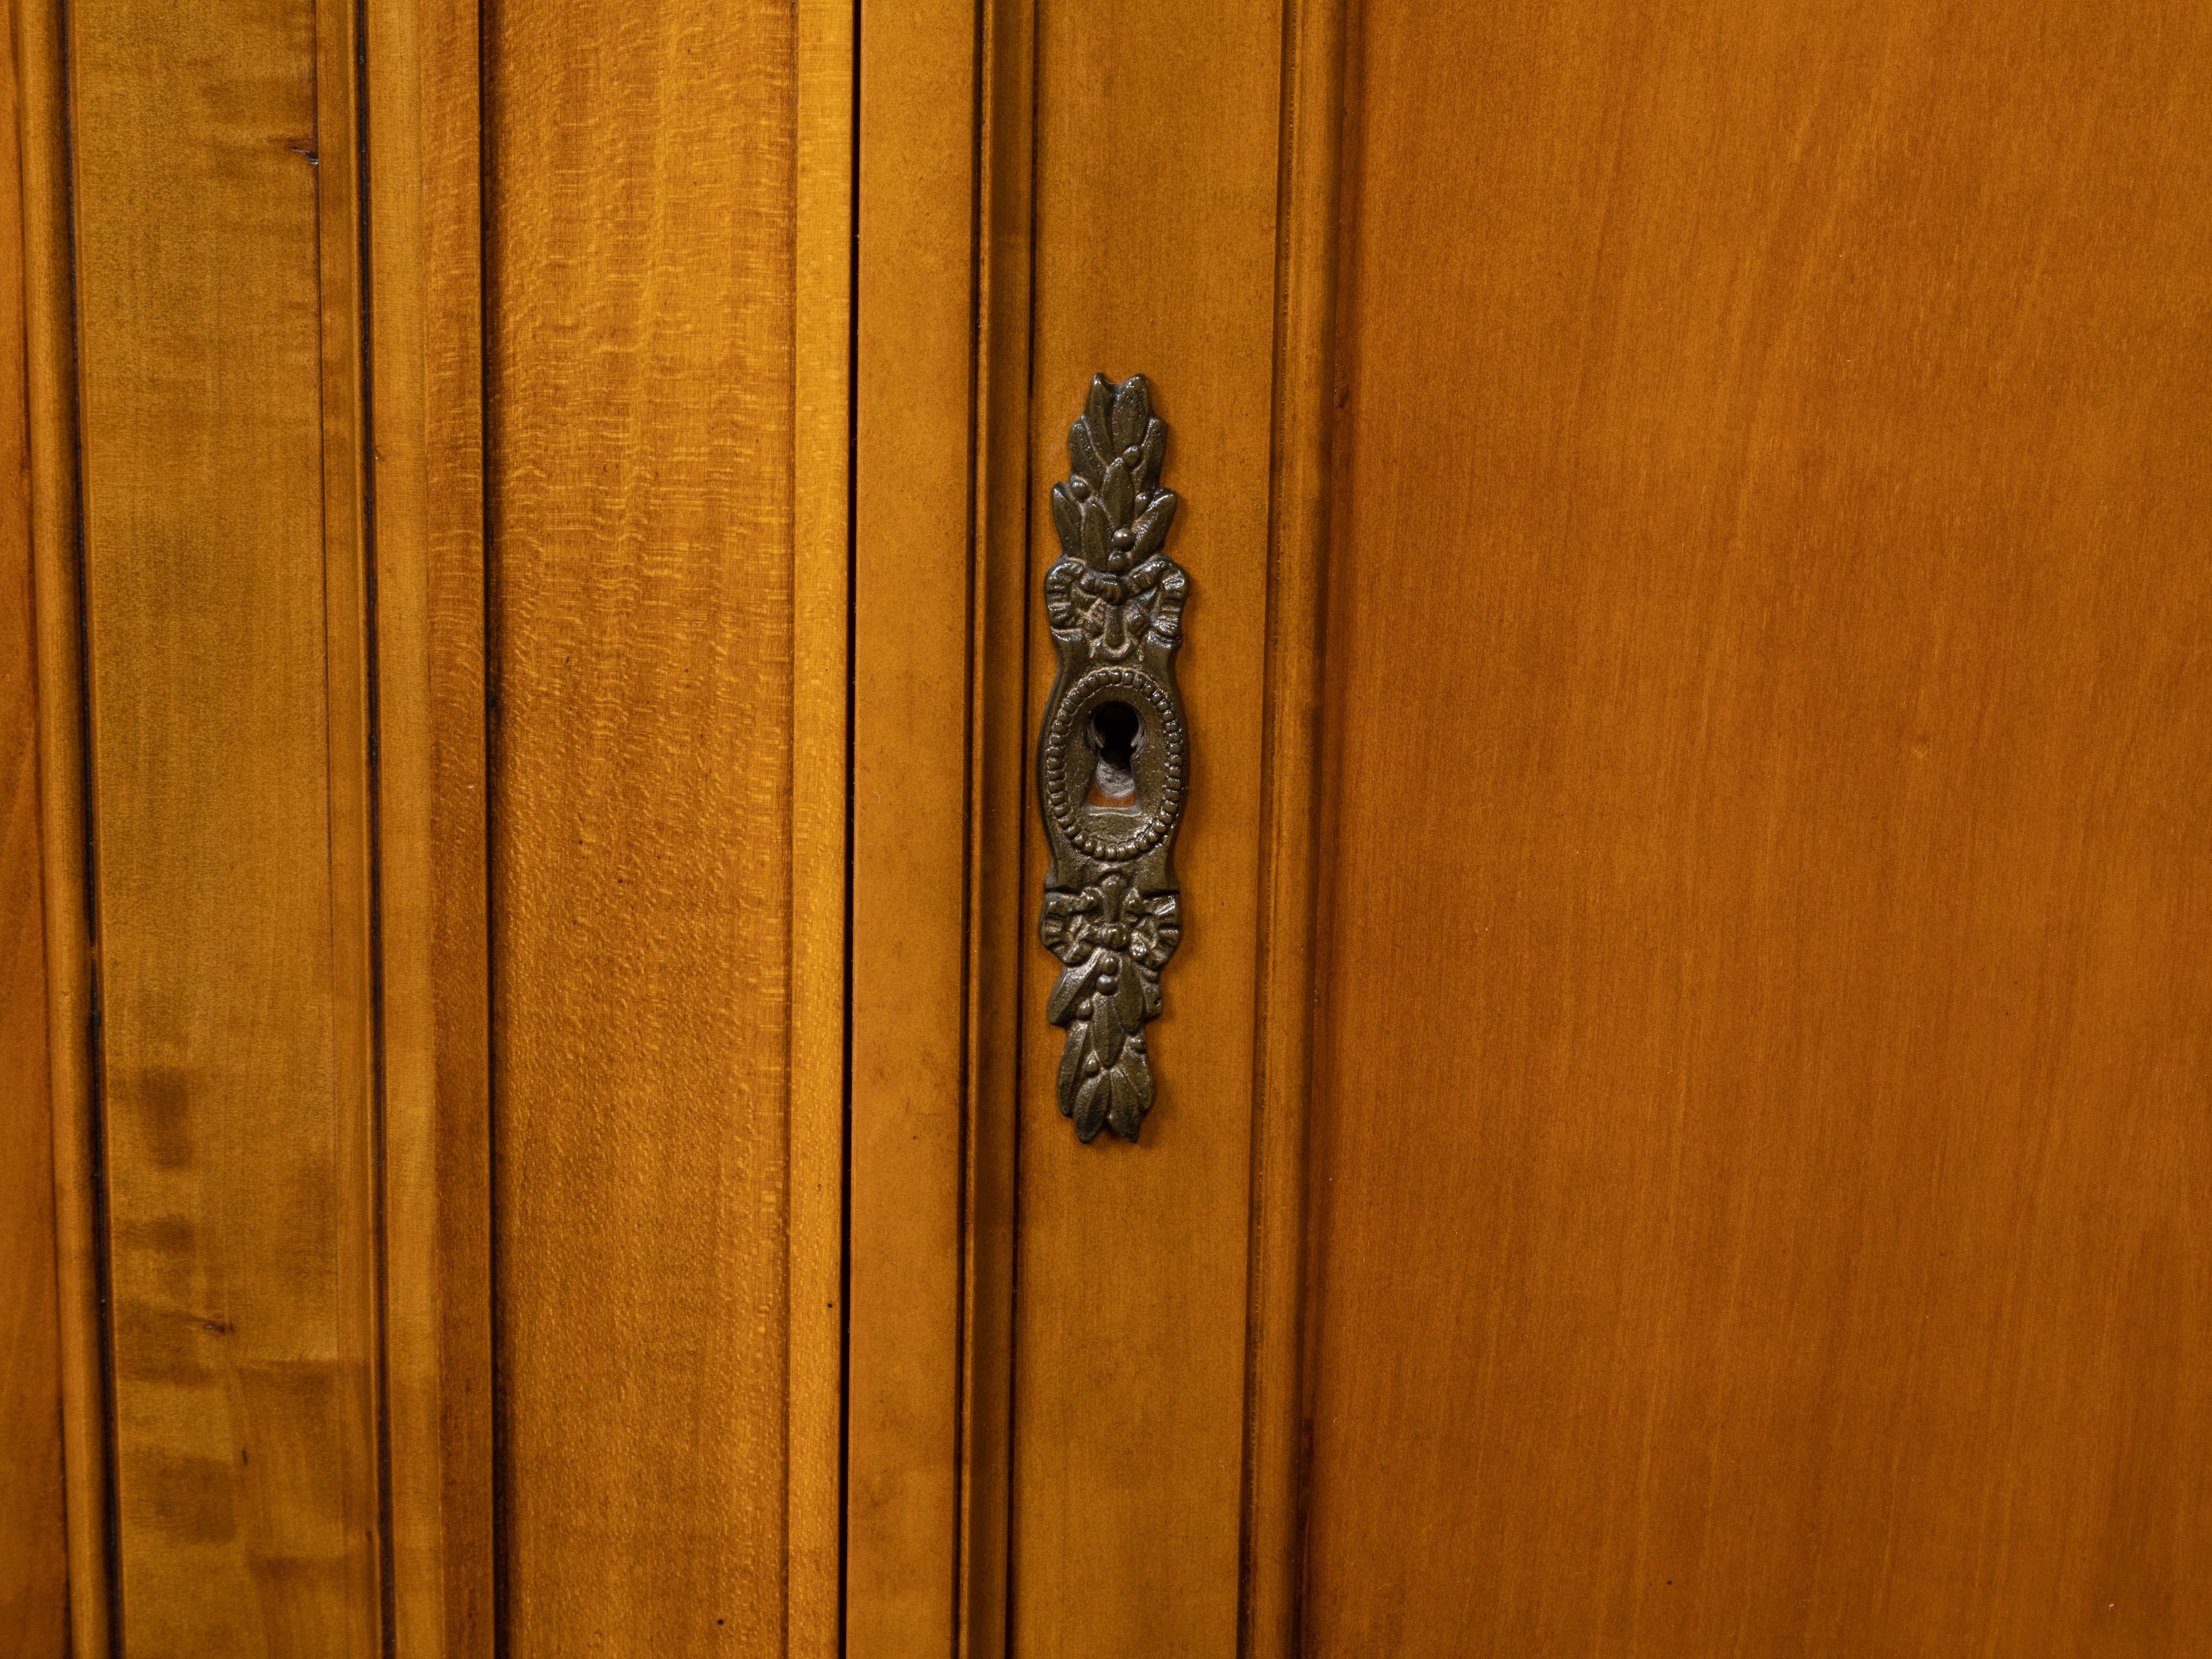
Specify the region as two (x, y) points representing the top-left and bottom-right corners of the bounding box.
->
(845, 0), (1044, 1655)
(17, 0), (106, 1647)
(0, 1), (68, 1636)
(365, 0), (494, 1650)
(955, 0), (1036, 1647)
(847, 0), (1034, 1650)
(1240, 0), (1343, 1651)
(1009, 2), (1288, 1653)
(848, 0), (976, 1647)
(1304, 0), (2212, 1651)
(68, 0), (383, 1649)
(483, 0), (845, 1650)
(789, 5), (853, 1655)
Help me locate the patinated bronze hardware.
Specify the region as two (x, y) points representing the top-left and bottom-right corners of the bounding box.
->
(1037, 373), (1188, 1143)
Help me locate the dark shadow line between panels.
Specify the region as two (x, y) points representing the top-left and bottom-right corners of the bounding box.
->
(46, 0), (124, 1648)
(836, 0), (862, 1650)
(476, 0), (508, 1650)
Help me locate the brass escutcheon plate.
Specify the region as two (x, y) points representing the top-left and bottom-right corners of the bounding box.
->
(1035, 373), (1189, 1144)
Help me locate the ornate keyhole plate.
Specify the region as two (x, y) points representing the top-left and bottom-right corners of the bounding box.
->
(1036, 373), (1188, 1144)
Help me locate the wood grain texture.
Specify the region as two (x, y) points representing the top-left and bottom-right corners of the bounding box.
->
(790, 4), (852, 1655)
(849, 0), (1040, 1655)
(310, 33), (384, 1648)
(1010, 2), (1286, 1653)
(1303, 0), (2212, 1651)
(846, 0), (1032, 1647)
(68, 0), (383, 1648)
(1240, 1), (1343, 1652)
(0, 2), (68, 1635)
(67, 0), (383, 1648)
(956, 0), (1036, 1649)
(848, 0), (977, 1646)
(484, 0), (842, 1648)
(366, 0), (494, 1649)
(14, 0), (105, 1647)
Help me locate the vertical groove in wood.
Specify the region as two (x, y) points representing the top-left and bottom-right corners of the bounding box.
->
(791, 1), (853, 1654)
(65, 0), (384, 1645)
(364, 0), (492, 1648)
(957, 0), (1034, 1652)
(312, 0), (389, 1641)
(0, 0), (70, 1640)
(1239, 0), (1347, 1652)
(12, 0), (107, 1648)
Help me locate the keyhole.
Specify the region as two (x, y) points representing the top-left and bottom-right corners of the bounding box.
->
(1087, 701), (1142, 807)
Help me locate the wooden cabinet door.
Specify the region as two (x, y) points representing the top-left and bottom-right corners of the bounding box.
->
(12, 0), (847, 1652)
(1300, 2), (2212, 1651)
(11, 0), (2207, 1652)
(848, 1), (2212, 1655)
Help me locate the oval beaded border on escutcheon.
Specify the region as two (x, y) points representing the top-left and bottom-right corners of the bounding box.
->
(1042, 665), (1187, 860)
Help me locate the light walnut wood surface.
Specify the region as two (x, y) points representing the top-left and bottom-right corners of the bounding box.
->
(17, 0), (855, 1643)
(789, 6), (854, 1655)
(842, 6), (1345, 1653)
(1303, 0), (2212, 1651)
(482, 0), (844, 1651)
(0, 7), (67, 1638)
(848, 3), (977, 1647)
(13, 0), (103, 1647)
(844, 2), (1037, 1651)
(17, 0), (850, 1647)
(25, 0), (498, 1647)
(955, 1), (1036, 1647)
(1009, 3), (1291, 1653)
(68, 0), (383, 1647)
(17, 2), (2204, 1651)
(1241, 1), (1344, 1651)
(365, 0), (494, 1650)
